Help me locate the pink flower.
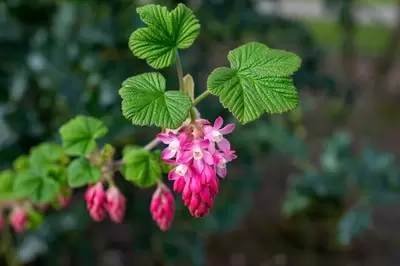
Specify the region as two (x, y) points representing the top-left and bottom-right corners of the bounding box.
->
(157, 115), (237, 218)
(157, 132), (187, 160)
(181, 139), (214, 173)
(150, 184), (175, 231)
(85, 183), (106, 222)
(10, 207), (27, 233)
(213, 150), (237, 178)
(105, 187), (126, 223)
(203, 116), (235, 152)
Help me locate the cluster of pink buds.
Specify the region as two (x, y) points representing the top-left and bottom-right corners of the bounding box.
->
(85, 183), (126, 223)
(9, 206), (28, 233)
(150, 183), (175, 231)
(158, 116), (236, 218)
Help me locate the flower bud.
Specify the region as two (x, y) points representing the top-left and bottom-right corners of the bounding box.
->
(105, 187), (126, 223)
(58, 194), (71, 208)
(10, 207), (27, 233)
(85, 183), (106, 221)
(0, 212), (5, 230)
(150, 184), (175, 231)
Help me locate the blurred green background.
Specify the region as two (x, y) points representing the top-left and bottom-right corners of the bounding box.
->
(1, 0), (400, 265)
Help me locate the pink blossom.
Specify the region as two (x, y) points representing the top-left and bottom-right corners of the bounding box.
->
(10, 207), (27, 233)
(181, 139), (214, 173)
(157, 132), (187, 160)
(203, 116), (235, 152)
(85, 183), (106, 222)
(213, 150), (237, 178)
(150, 184), (175, 231)
(105, 187), (126, 223)
(158, 116), (236, 218)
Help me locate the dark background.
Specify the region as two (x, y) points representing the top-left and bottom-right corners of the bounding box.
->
(1, 0), (400, 265)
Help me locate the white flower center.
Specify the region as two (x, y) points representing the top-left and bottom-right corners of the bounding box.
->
(169, 139), (179, 151)
(176, 164), (187, 176)
(210, 130), (222, 142)
(193, 147), (203, 160)
(218, 158), (227, 168)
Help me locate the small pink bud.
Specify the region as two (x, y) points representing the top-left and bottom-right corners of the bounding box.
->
(10, 207), (27, 233)
(150, 184), (175, 231)
(37, 204), (48, 212)
(105, 187), (126, 223)
(0, 212), (5, 230)
(85, 183), (106, 221)
(58, 194), (71, 208)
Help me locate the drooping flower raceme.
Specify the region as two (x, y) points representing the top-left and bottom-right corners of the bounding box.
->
(85, 182), (107, 221)
(105, 186), (126, 223)
(150, 184), (175, 231)
(158, 116), (236, 218)
(9, 207), (28, 233)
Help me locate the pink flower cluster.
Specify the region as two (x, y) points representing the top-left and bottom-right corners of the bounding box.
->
(85, 183), (126, 223)
(157, 116), (236, 218)
(10, 207), (28, 233)
(150, 184), (175, 231)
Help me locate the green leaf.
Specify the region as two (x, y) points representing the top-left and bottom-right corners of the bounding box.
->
(129, 3), (200, 69)
(153, 150), (175, 174)
(282, 191), (311, 217)
(122, 146), (162, 188)
(13, 155), (30, 172)
(207, 42), (301, 124)
(29, 142), (64, 166)
(0, 170), (15, 200)
(67, 157), (101, 188)
(119, 72), (192, 129)
(338, 208), (371, 245)
(14, 168), (60, 204)
(59, 115), (108, 156)
(27, 210), (44, 230)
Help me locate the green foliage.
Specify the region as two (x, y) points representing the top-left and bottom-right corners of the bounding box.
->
(59, 115), (108, 156)
(119, 72), (192, 129)
(0, 170), (15, 200)
(122, 146), (162, 188)
(129, 4), (200, 69)
(67, 157), (101, 188)
(13, 155), (30, 172)
(337, 208), (371, 245)
(282, 190), (311, 217)
(29, 143), (64, 166)
(207, 42), (301, 124)
(14, 168), (60, 204)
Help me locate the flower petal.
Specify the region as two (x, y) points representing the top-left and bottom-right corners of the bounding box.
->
(217, 167), (227, 178)
(156, 133), (172, 144)
(202, 150), (214, 165)
(179, 151), (193, 163)
(161, 148), (176, 159)
(219, 123), (235, 135)
(193, 158), (204, 174)
(217, 138), (230, 152)
(213, 116), (223, 130)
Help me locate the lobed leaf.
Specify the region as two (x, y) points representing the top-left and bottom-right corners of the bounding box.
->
(119, 72), (192, 129)
(122, 146), (162, 188)
(59, 115), (108, 156)
(129, 4), (200, 69)
(67, 157), (101, 188)
(207, 42), (301, 124)
(14, 168), (60, 204)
